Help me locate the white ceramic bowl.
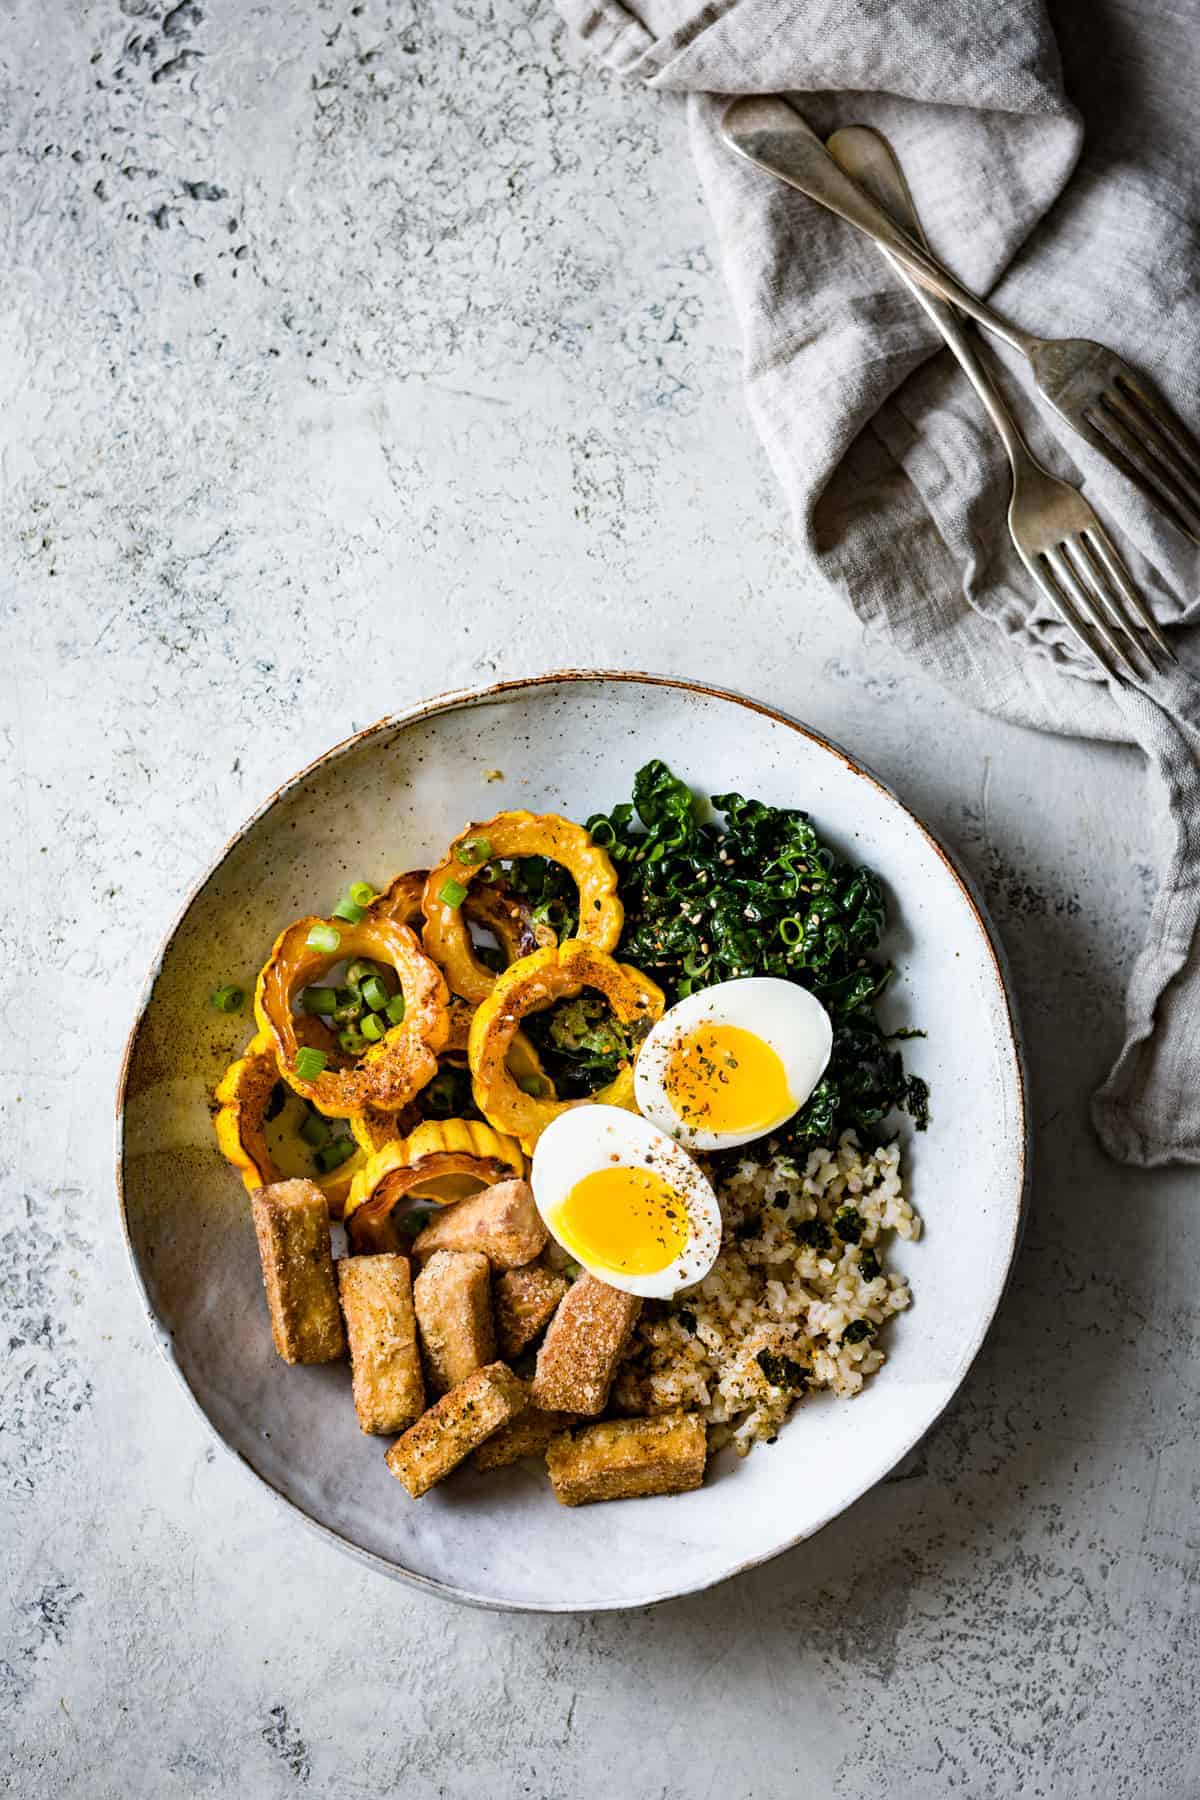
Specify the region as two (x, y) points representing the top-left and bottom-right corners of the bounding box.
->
(117, 673), (1027, 1611)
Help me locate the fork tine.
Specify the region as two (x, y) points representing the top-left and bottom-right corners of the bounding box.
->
(1115, 370), (1200, 482)
(1061, 536), (1158, 677)
(1018, 547), (1121, 680)
(1101, 389), (1200, 519)
(1086, 398), (1200, 541)
(1043, 545), (1142, 679)
(1077, 525), (1177, 665)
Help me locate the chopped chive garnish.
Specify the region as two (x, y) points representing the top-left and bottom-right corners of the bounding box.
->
(348, 881), (376, 907)
(339, 1028), (367, 1055)
(315, 1137), (356, 1174)
(210, 983), (244, 1013)
(305, 923), (340, 954)
(300, 986), (339, 1015)
(456, 836), (492, 866)
(332, 894), (365, 925)
(439, 878), (468, 908)
(385, 993), (406, 1025)
(361, 975), (389, 1012)
(294, 1046), (328, 1082)
(345, 959), (374, 988)
(517, 1073), (547, 1097)
(360, 1012), (386, 1043)
(300, 1111), (331, 1147)
(476, 862), (500, 884)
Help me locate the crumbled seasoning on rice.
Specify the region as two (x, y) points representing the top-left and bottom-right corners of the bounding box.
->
(612, 1132), (919, 1455)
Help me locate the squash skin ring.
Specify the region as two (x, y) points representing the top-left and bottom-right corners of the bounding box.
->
(255, 913), (450, 1119)
(213, 1031), (367, 1215)
(467, 940), (664, 1153)
(422, 812), (622, 1005)
(343, 1118), (525, 1252)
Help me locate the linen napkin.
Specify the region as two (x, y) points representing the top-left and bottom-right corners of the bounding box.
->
(554, 0), (1200, 1167)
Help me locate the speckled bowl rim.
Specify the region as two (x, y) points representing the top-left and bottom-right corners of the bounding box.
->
(115, 669), (1030, 1614)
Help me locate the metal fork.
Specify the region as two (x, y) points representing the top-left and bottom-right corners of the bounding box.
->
(721, 95), (1200, 549)
(821, 125), (1172, 680)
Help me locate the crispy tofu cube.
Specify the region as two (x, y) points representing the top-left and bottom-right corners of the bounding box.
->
(474, 1406), (577, 1472)
(413, 1249), (495, 1396)
(411, 1178), (547, 1270)
(493, 1264), (568, 1360)
(529, 1274), (641, 1416)
(385, 1362), (527, 1498)
(546, 1412), (708, 1506)
(336, 1254), (424, 1434)
(251, 1179), (345, 1365)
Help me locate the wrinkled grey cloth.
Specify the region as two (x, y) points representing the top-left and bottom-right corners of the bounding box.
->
(555, 0), (1200, 1167)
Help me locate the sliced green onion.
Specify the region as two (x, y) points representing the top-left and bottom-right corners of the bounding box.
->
(210, 983), (244, 1013)
(300, 1111), (331, 1147)
(476, 861), (500, 884)
(333, 997), (364, 1026)
(361, 975), (389, 1012)
(439, 878), (468, 908)
(332, 894), (365, 925)
(385, 993), (407, 1025)
(456, 836), (492, 866)
(517, 1073), (547, 1097)
(294, 1046), (328, 1082)
(345, 959), (374, 988)
(348, 881), (376, 907)
(563, 1260), (582, 1280)
(305, 923), (341, 954)
(339, 1028), (367, 1055)
(779, 916), (804, 947)
(300, 985), (339, 1015)
(360, 1012), (386, 1043)
(590, 819), (616, 848)
(315, 1137), (356, 1174)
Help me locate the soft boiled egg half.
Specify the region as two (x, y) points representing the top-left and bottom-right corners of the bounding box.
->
(635, 977), (833, 1151)
(531, 1105), (722, 1299)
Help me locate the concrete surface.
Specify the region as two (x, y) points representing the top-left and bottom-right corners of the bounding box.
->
(2, 3), (1198, 1797)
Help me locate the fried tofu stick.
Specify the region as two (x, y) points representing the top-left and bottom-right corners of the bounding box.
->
(493, 1264), (568, 1360)
(474, 1405), (577, 1472)
(546, 1412), (708, 1506)
(530, 1274), (641, 1415)
(251, 1179), (345, 1364)
(412, 1249), (495, 1396)
(385, 1362), (527, 1498)
(411, 1178), (547, 1270)
(336, 1254), (424, 1434)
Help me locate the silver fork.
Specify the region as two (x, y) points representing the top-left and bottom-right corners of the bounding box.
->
(822, 125), (1172, 680)
(721, 95), (1200, 549)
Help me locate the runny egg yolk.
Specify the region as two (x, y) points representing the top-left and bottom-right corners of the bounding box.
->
(553, 1165), (690, 1276)
(664, 1023), (794, 1135)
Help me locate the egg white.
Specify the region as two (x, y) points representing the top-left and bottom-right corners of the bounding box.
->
(530, 1105), (722, 1300)
(634, 976), (833, 1151)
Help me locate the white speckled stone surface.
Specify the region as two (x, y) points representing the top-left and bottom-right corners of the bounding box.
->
(3, 2), (1198, 1796)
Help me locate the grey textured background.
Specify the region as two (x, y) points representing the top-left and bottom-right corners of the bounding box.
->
(3, 3), (1198, 1797)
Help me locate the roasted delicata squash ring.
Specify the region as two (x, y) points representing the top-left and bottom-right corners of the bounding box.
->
(255, 914), (450, 1119)
(423, 812), (623, 1005)
(343, 1118), (525, 1251)
(213, 1032), (368, 1214)
(468, 941), (664, 1152)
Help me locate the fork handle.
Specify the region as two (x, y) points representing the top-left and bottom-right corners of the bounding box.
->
(721, 97), (1042, 361)
(824, 127), (1033, 480)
